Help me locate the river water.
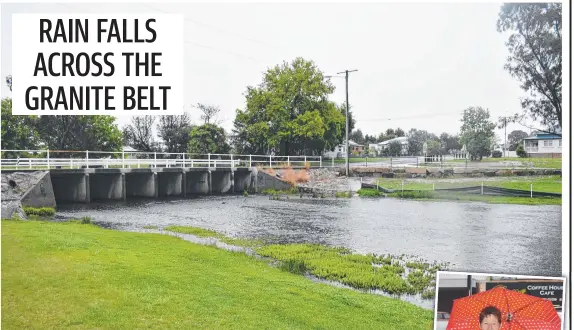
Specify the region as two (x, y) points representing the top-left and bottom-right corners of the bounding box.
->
(56, 195), (561, 277)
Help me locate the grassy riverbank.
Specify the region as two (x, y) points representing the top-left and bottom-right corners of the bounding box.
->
(2, 219), (433, 330)
(166, 224), (444, 298)
(371, 175), (561, 205)
(357, 186), (561, 205)
(444, 157), (561, 169)
(376, 175), (561, 193)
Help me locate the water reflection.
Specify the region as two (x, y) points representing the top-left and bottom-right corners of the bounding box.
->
(56, 195), (561, 276)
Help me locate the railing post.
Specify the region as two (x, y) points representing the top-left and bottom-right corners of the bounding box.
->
(230, 154), (234, 168)
(208, 153), (211, 168)
(47, 149), (50, 169)
(138, 159), (141, 168)
(530, 184), (533, 198)
(154, 152), (157, 168)
(85, 150), (89, 169)
(481, 182), (484, 195)
(182, 153), (185, 168)
(304, 156), (307, 168)
(122, 150), (125, 169)
(390, 157), (393, 170)
(287, 156), (290, 168)
(320, 157), (322, 168)
(332, 156), (334, 168)
(249, 155), (252, 168)
(269, 155), (272, 168)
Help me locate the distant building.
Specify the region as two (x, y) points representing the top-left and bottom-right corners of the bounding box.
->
(378, 136), (409, 156)
(348, 140), (365, 154)
(522, 132), (562, 158)
(323, 140), (365, 158)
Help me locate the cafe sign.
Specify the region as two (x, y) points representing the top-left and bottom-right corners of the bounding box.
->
(485, 281), (564, 309)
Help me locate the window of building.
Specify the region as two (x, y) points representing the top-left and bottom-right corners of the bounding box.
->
(559, 140), (562, 147)
(543, 140), (552, 147)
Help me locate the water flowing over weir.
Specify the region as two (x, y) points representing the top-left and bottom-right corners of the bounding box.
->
(56, 195), (562, 279)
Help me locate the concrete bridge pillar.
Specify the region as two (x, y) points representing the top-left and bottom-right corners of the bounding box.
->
(89, 173), (123, 201)
(158, 171), (184, 197)
(125, 172), (157, 198)
(186, 170), (209, 195)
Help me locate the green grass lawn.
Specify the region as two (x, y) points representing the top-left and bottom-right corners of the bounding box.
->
(376, 175), (562, 194)
(2, 220), (433, 330)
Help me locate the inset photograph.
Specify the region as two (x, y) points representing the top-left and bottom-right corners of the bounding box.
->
(434, 271), (565, 330)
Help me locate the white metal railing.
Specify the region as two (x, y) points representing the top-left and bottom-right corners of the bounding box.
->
(0, 149), (322, 170)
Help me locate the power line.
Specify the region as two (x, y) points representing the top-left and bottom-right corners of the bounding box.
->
(360, 111), (463, 122)
(184, 40), (265, 63)
(141, 4), (284, 51)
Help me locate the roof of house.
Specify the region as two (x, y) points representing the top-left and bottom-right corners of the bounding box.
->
(378, 136), (408, 146)
(348, 140), (364, 146)
(524, 133), (561, 140)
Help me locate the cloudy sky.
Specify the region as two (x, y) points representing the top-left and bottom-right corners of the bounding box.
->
(1, 2), (543, 141)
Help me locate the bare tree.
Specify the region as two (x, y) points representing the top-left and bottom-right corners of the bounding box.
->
(123, 116), (160, 153)
(194, 103), (222, 125)
(157, 112), (193, 153)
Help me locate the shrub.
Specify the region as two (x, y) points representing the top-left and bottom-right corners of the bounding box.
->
(516, 145), (527, 158)
(357, 188), (382, 197)
(279, 259), (307, 275)
(492, 150), (502, 158)
(391, 191), (435, 199)
(23, 207), (55, 217)
(80, 216), (92, 224)
(335, 191), (352, 198)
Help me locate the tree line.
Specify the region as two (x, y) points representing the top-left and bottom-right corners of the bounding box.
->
(1, 3), (560, 160)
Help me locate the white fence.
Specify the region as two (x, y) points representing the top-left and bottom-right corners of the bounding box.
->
(0, 150), (322, 170)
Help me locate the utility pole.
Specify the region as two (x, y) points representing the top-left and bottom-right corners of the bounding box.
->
(337, 69), (358, 177)
(504, 117), (507, 158)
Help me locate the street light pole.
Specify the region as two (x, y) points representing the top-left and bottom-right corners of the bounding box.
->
(504, 117), (507, 158)
(337, 69), (358, 177)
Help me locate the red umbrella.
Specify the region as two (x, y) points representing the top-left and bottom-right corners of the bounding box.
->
(446, 286), (561, 330)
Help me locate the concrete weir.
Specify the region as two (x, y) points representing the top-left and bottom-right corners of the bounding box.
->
(1, 167), (293, 205)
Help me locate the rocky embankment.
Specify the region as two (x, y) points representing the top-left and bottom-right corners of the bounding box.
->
(294, 168), (363, 194)
(1, 171), (48, 219)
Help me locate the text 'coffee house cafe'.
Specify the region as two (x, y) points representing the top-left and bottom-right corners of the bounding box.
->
(436, 274), (564, 316)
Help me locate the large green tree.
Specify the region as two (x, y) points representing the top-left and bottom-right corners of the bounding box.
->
(1, 98), (41, 153)
(459, 107), (497, 160)
(407, 129), (436, 156)
(1, 76), (41, 155)
(497, 3), (562, 134)
(37, 116), (123, 157)
(349, 129), (365, 145)
(188, 124), (230, 155)
(387, 141), (403, 157)
(232, 57), (346, 156)
(507, 130), (529, 151)
(439, 133), (462, 154)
